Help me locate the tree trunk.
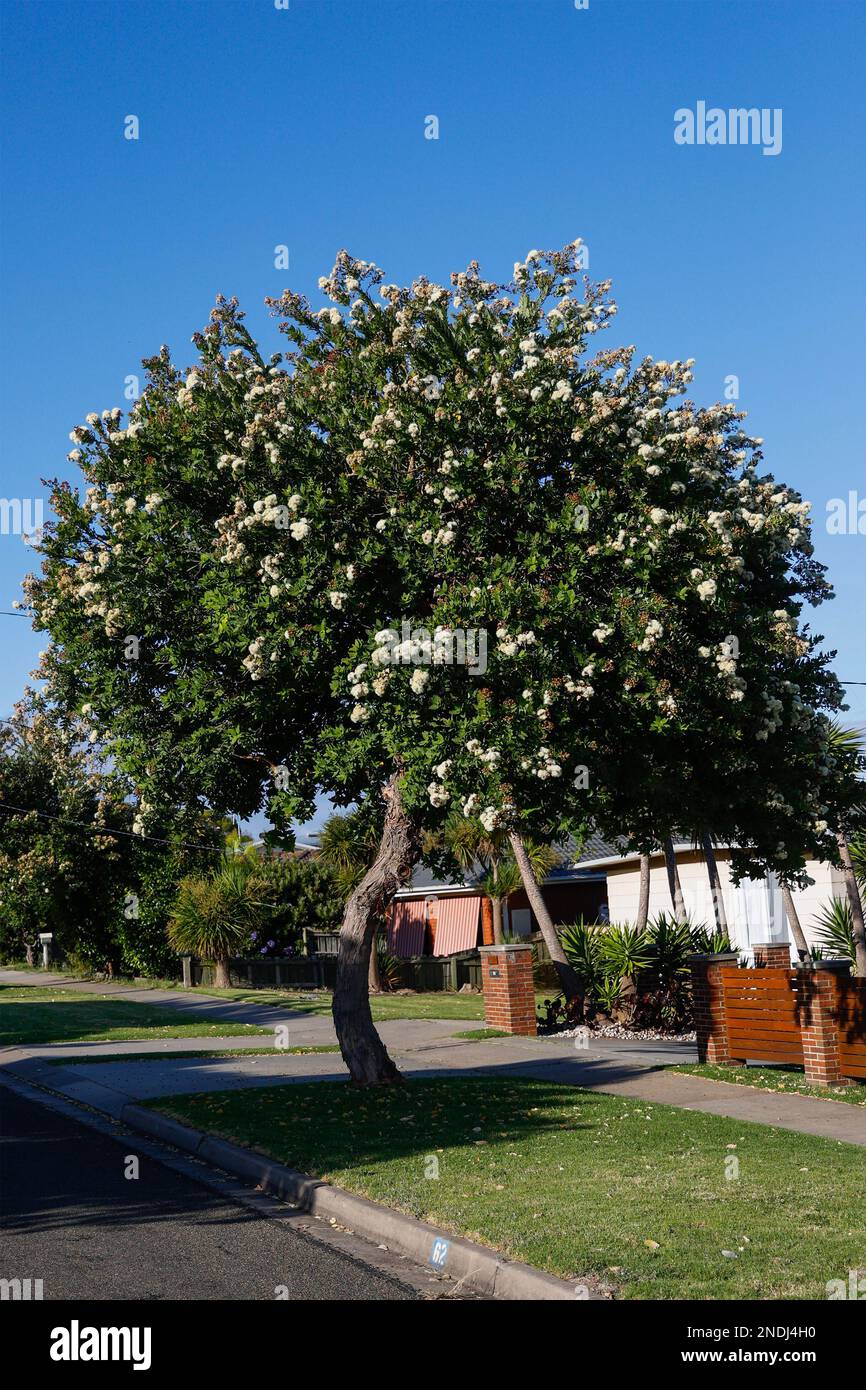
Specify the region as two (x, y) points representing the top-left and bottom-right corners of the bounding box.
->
(636, 854), (651, 932)
(837, 831), (866, 977)
(509, 832), (583, 1001)
(368, 932), (382, 992)
(491, 896), (504, 944)
(662, 836), (687, 923)
(779, 882), (811, 963)
(333, 774), (417, 1084)
(700, 833), (728, 935)
(213, 956), (231, 989)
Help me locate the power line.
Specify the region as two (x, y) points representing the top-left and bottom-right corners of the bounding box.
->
(0, 800), (228, 856)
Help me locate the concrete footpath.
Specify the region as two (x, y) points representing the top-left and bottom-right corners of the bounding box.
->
(2, 968), (864, 1146)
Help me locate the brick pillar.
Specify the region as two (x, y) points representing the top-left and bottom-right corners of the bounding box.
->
(480, 944), (537, 1036)
(797, 961), (848, 1086)
(688, 952), (739, 1064)
(753, 942), (792, 969)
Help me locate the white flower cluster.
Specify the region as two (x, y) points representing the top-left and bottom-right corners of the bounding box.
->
(479, 805), (506, 833)
(697, 639), (747, 702)
(466, 738), (500, 765)
(521, 746), (563, 780)
(132, 796), (152, 837)
(495, 627), (536, 657)
(564, 663), (596, 698)
(637, 618), (663, 652)
(243, 636), (268, 681)
(690, 568), (718, 603)
(213, 493), (310, 566)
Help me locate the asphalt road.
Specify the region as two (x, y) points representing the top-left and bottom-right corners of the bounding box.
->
(0, 1088), (419, 1301)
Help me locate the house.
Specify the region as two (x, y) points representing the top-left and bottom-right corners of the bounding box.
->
(386, 833), (845, 961)
(386, 834), (610, 957)
(574, 842), (844, 959)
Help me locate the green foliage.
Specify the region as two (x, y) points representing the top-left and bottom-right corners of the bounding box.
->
(374, 938), (404, 991)
(649, 912), (697, 980)
(167, 855), (269, 963)
(689, 922), (733, 956)
(813, 898), (855, 961)
(593, 973), (624, 1014)
(249, 856), (342, 955)
(598, 923), (654, 979)
(166, 853), (342, 966)
(116, 849), (193, 977)
(559, 919), (607, 992)
(554, 911), (727, 1031)
(480, 859), (521, 902)
(0, 692), (136, 970)
(28, 239), (851, 911)
(317, 810), (380, 901)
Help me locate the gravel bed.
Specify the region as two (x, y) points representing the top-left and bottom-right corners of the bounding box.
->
(540, 1023), (697, 1043)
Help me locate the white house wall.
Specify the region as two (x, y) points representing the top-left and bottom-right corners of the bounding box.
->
(604, 853), (846, 955)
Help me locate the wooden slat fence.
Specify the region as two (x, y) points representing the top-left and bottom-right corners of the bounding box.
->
(835, 976), (866, 1081)
(695, 958), (866, 1085)
(720, 966), (804, 1067)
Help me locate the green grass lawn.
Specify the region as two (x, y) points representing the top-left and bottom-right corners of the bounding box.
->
(167, 984), (492, 1022)
(0, 987), (272, 1046)
(182, 985), (554, 1023)
(148, 1076), (866, 1300)
(45, 1045), (340, 1065)
(674, 1062), (866, 1107)
(452, 1028), (510, 1040)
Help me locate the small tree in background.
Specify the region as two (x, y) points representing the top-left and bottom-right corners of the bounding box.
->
(167, 854), (281, 987)
(0, 689), (138, 971)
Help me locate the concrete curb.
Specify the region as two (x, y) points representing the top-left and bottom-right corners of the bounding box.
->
(121, 1101), (599, 1301)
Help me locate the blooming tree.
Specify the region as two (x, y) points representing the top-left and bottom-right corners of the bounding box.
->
(0, 689), (140, 970)
(28, 241), (851, 1083)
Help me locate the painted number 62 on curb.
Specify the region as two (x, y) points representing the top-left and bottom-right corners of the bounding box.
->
(429, 1238), (450, 1269)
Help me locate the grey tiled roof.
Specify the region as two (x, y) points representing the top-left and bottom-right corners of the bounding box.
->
(564, 831), (627, 866)
(398, 829), (622, 894)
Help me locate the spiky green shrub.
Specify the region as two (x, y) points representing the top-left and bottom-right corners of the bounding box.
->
(375, 937), (404, 991)
(814, 898), (855, 962)
(690, 922), (733, 956)
(598, 924), (653, 979)
(560, 920), (607, 993)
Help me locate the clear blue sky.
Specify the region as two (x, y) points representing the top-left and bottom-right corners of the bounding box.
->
(1, 0), (864, 837)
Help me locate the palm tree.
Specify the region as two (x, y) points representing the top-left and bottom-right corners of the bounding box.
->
(318, 812), (379, 897)
(444, 814), (558, 943)
(694, 832), (727, 934)
(508, 833), (583, 1001)
(168, 854), (273, 988)
(636, 852), (651, 932)
(779, 881), (812, 963)
(662, 836), (687, 924)
(813, 897), (856, 960)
